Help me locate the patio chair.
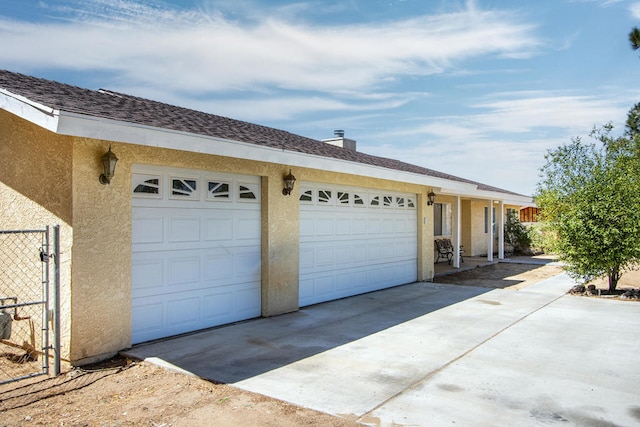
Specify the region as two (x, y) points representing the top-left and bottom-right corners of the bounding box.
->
(436, 239), (464, 265)
(435, 239), (453, 264)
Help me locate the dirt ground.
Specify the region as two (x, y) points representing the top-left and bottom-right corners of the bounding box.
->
(584, 269), (640, 293)
(434, 262), (563, 290)
(0, 261), (608, 427)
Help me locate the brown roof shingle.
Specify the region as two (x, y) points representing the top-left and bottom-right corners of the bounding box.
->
(0, 69), (524, 197)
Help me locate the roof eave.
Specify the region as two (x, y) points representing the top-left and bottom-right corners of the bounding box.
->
(0, 91), (526, 202)
(56, 110), (481, 193)
(0, 89), (59, 132)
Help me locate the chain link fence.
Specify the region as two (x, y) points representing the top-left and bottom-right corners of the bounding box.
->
(0, 227), (60, 384)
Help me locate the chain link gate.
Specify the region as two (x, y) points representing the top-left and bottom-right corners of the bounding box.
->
(0, 226), (61, 384)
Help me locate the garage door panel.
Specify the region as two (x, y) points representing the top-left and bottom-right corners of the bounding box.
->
(233, 249), (261, 279)
(352, 246), (368, 263)
(315, 247), (335, 267)
(203, 218), (234, 241)
(335, 272), (354, 292)
(315, 275), (335, 297)
(395, 240), (414, 258)
(168, 217), (201, 242)
(300, 183), (417, 306)
(316, 218), (334, 235)
(367, 218), (381, 234)
(132, 257), (164, 290)
(132, 216), (164, 244)
(366, 266), (382, 285)
(367, 243), (382, 261)
(334, 246), (352, 264)
(202, 292), (235, 321)
(132, 166), (261, 344)
(236, 217), (261, 240)
(352, 219), (367, 235)
(131, 301), (164, 341)
(202, 252), (234, 281)
(167, 255), (201, 286)
(299, 247), (315, 269)
(300, 217), (315, 237)
(234, 285), (262, 314)
(335, 218), (351, 235)
(299, 278), (314, 301)
(379, 264), (396, 283)
(167, 296), (201, 328)
(380, 218), (395, 234)
(350, 270), (369, 290)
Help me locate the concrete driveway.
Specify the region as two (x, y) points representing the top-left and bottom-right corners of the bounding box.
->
(125, 274), (640, 426)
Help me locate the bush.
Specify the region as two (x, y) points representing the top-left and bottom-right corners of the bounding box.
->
(528, 223), (554, 254)
(504, 212), (532, 254)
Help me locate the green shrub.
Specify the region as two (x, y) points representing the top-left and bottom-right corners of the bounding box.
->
(504, 212), (532, 254)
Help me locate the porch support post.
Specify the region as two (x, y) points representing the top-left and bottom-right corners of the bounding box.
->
(498, 200), (505, 259)
(487, 199), (494, 262)
(452, 195), (461, 268)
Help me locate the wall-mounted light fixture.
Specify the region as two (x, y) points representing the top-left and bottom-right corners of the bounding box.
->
(427, 189), (436, 206)
(99, 146), (119, 185)
(282, 169), (296, 196)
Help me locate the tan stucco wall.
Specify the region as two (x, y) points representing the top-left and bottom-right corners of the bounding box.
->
(0, 109), (73, 360)
(70, 140), (132, 363)
(261, 174), (300, 316)
(469, 200), (491, 256)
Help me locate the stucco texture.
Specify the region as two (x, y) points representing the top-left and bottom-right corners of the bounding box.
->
(0, 109), (73, 360)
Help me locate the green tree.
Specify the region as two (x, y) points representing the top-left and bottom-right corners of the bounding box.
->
(630, 27), (640, 51)
(536, 107), (640, 292)
(625, 102), (640, 136)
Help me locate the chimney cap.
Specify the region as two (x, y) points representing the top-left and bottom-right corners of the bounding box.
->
(333, 129), (345, 138)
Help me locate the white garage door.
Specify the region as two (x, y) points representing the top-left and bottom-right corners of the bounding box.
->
(131, 165), (261, 343)
(299, 183), (418, 307)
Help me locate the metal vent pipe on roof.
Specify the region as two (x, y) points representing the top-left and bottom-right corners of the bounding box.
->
(334, 129), (345, 138)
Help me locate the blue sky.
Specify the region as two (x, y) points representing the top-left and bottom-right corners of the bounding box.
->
(2, 0), (639, 196)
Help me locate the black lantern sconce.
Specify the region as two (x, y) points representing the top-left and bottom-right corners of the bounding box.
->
(282, 169), (296, 196)
(99, 146), (119, 185)
(427, 189), (436, 206)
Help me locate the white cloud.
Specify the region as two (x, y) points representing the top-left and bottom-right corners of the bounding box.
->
(631, 2), (640, 19)
(360, 90), (636, 196)
(0, 0), (540, 97)
(470, 93), (628, 134)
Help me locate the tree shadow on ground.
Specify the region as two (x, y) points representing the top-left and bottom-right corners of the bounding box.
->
(434, 263), (562, 289)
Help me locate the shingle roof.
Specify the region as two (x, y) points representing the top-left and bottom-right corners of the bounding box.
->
(0, 69), (525, 197)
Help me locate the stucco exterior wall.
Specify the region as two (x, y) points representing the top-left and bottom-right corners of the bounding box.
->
(261, 174), (300, 316)
(469, 200), (491, 256)
(461, 200), (472, 253)
(0, 109), (73, 360)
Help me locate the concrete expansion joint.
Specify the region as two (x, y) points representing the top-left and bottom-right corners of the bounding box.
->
(359, 291), (568, 420)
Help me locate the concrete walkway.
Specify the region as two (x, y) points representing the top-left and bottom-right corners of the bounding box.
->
(125, 274), (640, 426)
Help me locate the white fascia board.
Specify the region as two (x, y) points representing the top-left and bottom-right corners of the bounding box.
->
(0, 89), (59, 132)
(57, 111), (479, 192)
(440, 187), (533, 205)
(501, 196), (535, 206)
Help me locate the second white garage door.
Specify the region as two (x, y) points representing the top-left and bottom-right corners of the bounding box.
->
(299, 183), (418, 307)
(131, 165), (262, 344)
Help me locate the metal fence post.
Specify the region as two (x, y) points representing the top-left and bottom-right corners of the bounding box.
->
(43, 226), (50, 376)
(53, 225), (61, 376)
